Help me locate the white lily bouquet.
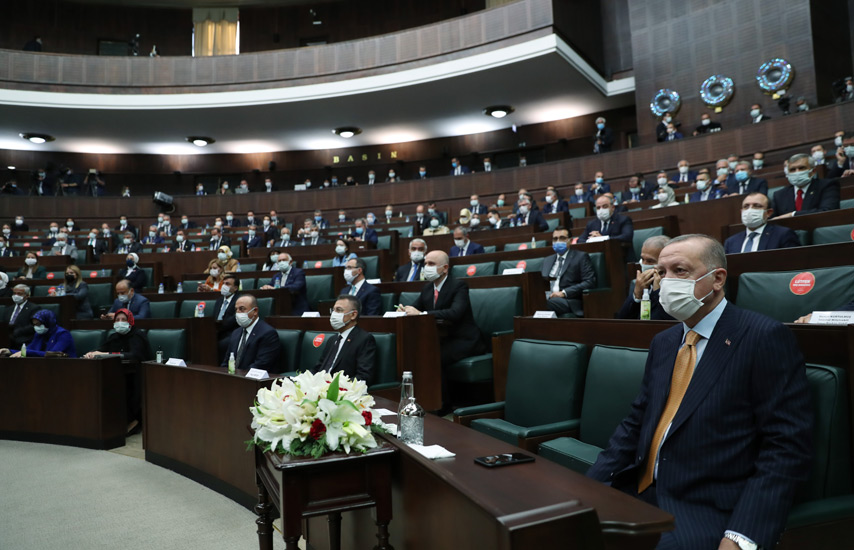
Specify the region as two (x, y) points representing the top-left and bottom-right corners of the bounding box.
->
(249, 370), (387, 458)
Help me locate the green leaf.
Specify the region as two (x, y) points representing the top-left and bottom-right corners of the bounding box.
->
(339, 399), (359, 412)
(326, 372), (341, 402)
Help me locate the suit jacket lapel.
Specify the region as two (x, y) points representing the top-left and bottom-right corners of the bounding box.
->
(758, 228), (771, 251)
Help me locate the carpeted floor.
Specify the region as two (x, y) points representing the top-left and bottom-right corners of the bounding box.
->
(0, 439), (290, 550)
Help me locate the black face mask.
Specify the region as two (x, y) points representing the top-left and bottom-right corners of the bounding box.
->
(65, 274), (75, 283)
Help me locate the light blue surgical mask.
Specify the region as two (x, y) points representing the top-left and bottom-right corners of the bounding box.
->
(597, 123), (605, 130)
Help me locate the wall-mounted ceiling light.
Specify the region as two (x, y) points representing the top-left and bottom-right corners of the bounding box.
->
(332, 127), (362, 139)
(187, 136), (215, 147)
(20, 133), (55, 144)
(483, 105), (515, 119)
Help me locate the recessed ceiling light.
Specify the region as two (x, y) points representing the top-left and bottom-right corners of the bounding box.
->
(20, 133), (55, 144)
(483, 105), (515, 118)
(7, 166), (16, 170)
(187, 136), (215, 147)
(332, 127), (362, 139)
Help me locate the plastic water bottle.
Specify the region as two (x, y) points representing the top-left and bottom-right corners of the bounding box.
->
(531, 236), (536, 249)
(156, 346), (164, 363)
(640, 288), (651, 320)
(509, 218), (516, 228)
(398, 371), (424, 445)
(57, 286), (65, 297)
(195, 303), (204, 318)
(228, 352), (236, 374)
(158, 283), (164, 294)
(176, 282), (183, 294)
(20, 343), (27, 358)
(274, 277), (281, 289)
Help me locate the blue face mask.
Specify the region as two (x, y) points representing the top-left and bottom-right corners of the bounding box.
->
(552, 242), (568, 255)
(314, 216), (321, 221)
(595, 177), (604, 184)
(451, 162), (458, 168)
(597, 123), (605, 130)
(735, 170), (749, 182)
(355, 227), (364, 235)
(497, 199), (505, 207)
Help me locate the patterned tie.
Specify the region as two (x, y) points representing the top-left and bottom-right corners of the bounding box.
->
(744, 232), (758, 253)
(639, 330), (701, 493)
(795, 189), (804, 212)
(10, 304), (21, 323)
(408, 264), (417, 282)
(433, 287), (439, 307)
(235, 329), (248, 368)
(217, 297), (229, 321)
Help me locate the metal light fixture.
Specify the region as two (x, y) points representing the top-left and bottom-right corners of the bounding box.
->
(187, 136), (215, 147)
(483, 105), (514, 118)
(20, 133), (55, 144)
(332, 127), (362, 138)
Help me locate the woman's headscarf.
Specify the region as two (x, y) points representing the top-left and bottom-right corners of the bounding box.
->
(656, 185), (677, 206)
(32, 309), (58, 334)
(0, 271), (8, 290)
(115, 307), (135, 326)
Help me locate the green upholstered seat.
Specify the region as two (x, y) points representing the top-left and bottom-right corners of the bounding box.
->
(587, 252), (609, 288)
(240, 263), (257, 272)
(767, 186), (785, 199)
(305, 274), (334, 310)
(503, 241), (548, 251)
(140, 267), (154, 289)
(304, 259), (333, 269)
(87, 283), (114, 311)
(812, 224), (854, 245)
(398, 291), (420, 308)
(39, 302), (61, 316)
(33, 286), (52, 297)
(276, 329), (303, 374)
(361, 256), (379, 280)
(299, 330), (338, 373)
(182, 280), (207, 292)
(450, 262), (495, 278)
(632, 226), (664, 261)
(147, 328), (186, 360)
(795, 229), (811, 246)
(482, 245), (497, 254)
(736, 266), (854, 323)
(568, 206), (587, 220)
(369, 332), (398, 391)
(85, 269), (112, 277)
(538, 345), (648, 473)
(256, 297), (274, 318)
(545, 217), (560, 232)
(461, 340), (588, 449)
(380, 293), (397, 312)
(239, 278), (257, 290)
(149, 301), (177, 319)
(74, 249), (86, 264)
(178, 300), (217, 318)
(45, 272), (66, 281)
(840, 198), (854, 210)
(70, 329), (107, 356)
(376, 235), (392, 250)
(497, 257), (546, 274)
(229, 245), (241, 259)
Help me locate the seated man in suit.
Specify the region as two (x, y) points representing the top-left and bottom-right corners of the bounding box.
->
(568, 182), (593, 205)
(771, 153), (841, 218)
(395, 239), (427, 282)
(50, 232), (78, 258)
(141, 225), (164, 246)
(469, 194), (488, 216)
(84, 228), (109, 261)
(449, 226), (485, 258)
(242, 225), (264, 249)
(221, 294), (282, 373)
(4, 284), (42, 348)
(224, 211), (241, 228)
(102, 279), (150, 320)
(178, 216), (197, 230)
(670, 159), (697, 185)
(172, 230), (196, 252)
(689, 171), (725, 202)
(588, 172), (611, 196)
(350, 218), (378, 245)
(342, 257), (382, 316)
(540, 226), (596, 317)
(273, 227), (296, 248)
(449, 157), (471, 176)
(542, 188), (569, 214)
(693, 112), (722, 135)
(214, 274), (240, 363)
(119, 253), (147, 291)
(0, 235), (15, 257)
(301, 225), (328, 247)
(115, 232), (142, 255)
(207, 227), (231, 251)
(724, 193), (801, 254)
(401, 250), (485, 413)
(578, 195), (634, 244)
(513, 198), (549, 232)
(261, 252), (309, 316)
(725, 161), (768, 197)
(826, 134), (854, 178)
(311, 295), (377, 385)
(115, 216), (137, 239)
(619, 176), (648, 203)
(588, 234), (812, 550)
(616, 235), (674, 320)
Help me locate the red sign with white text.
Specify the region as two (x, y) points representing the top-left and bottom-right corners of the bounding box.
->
(789, 272), (815, 295)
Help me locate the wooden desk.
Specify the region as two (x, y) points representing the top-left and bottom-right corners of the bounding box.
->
(0, 356), (126, 449)
(306, 396), (673, 550)
(142, 361), (280, 508)
(139, 289), (294, 317)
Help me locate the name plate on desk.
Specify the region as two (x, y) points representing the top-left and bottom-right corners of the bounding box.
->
(586, 235), (610, 243)
(366, 278), (382, 285)
(301, 312), (321, 318)
(165, 358), (187, 367)
(501, 268), (524, 275)
(383, 311), (406, 318)
(808, 311), (854, 325)
(245, 368), (270, 379)
(533, 311), (557, 319)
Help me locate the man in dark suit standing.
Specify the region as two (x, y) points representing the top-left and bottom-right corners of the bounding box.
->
(342, 258), (382, 316)
(771, 153), (841, 218)
(449, 157), (471, 176)
(261, 252), (309, 315)
(312, 295), (376, 384)
(221, 295), (282, 373)
(4, 284), (42, 348)
(449, 227), (485, 258)
(593, 117), (613, 154)
(724, 193), (801, 254)
(588, 234), (812, 550)
(541, 227), (596, 317)
(394, 239), (427, 282)
(725, 161), (768, 197)
(513, 198), (549, 232)
(401, 250), (485, 411)
(578, 195), (634, 244)
(214, 274), (240, 362)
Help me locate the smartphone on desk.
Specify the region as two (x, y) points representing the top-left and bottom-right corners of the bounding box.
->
(474, 452), (535, 468)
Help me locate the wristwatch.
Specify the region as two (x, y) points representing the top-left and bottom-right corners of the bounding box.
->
(725, 532), (758, 550)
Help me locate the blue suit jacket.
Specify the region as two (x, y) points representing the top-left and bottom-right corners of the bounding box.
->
(513, 210), (549, 232)
(108, 293), (150, 319)
(342, 281), (382, 316)
(449, 242), (486, 257)
(269, 267), (309, 315)
(725, 176), (769, 196)
(689, 187), (725, 202)
(221, 319), (282, 373)
(588, 182), (611, 195)
(669, 170), (698, 184)
(577, 214), (634, 243)
(542, 200), (569, 214)
(243, 236), (263, 249)
(588, 303), (812, 549)
(723, 224), (801, 254)
(351, 228), (378, 245)
(568, 193), (593, 205)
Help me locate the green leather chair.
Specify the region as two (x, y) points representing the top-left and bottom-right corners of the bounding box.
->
(149, 301), (177, 319)
(795, 229), (811, 246)
(256, 297), (274, 318)
(306, 274), (334, 310)
(380, 293), (397, 313)
(70, 329), (107, 356)
(482, 245), (497, 254)
(840, 198), (854, 210)
(376, 235), (392, 250)
(182, 280), (207, 292)
(87, 283), (114, 312)
(39, 302), (61, 317)
(538, 345), (649, 472)
(140, 266), (154, 289)
(632, 226), (664, 261)
(74, 249), (87, 264)
(767, 186), (786, 199)
(736, 266), (854, 323)
(503, 241), (548, 251)
(276, 329), (303, 375)
(812, 224), (854, 245)
(33, 285), (53, 297)
(455, 339), (588, 452)
(450, 262), (495, 278)
(178, 300), (218, 318)
(44, 272), (66, 282)
(498, 257), (545, 274)
(229, 245), (241, 259)
(85, 269), (112, 277)
(148, 328), (186, 360)
(568, 206), (587, 220)
(369, 333), (398, 392)
(546, 217), (560, 232)
(361, 256), (379, 280)
(299, 330), (338, 373)
(304, 259), (334, 269)
(240, 278), (257, 290)
(240, 263), (257, 272)
(398, 291), (420, 308)
(446, 287), (522, 384)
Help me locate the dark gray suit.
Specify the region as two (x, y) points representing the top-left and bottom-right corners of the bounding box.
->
(540, 249), (596, 317)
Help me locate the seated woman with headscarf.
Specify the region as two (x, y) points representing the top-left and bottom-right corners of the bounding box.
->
(331, 239), (357, 267)
(83, 308), (153, 362)
(651, 185), (678, 209)
(0, 309), (78, 357)
(0, 271), (11, 298)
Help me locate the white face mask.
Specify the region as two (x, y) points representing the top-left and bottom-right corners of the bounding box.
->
(309, 231), (318, 238)
(639, 263), (655, 272)
(717, 168), (728, 177)
(657, 177), (668, 186)
(12, 294), (25, 304)
(248, 231), (255, 238)
(117, 293), (130, 303)
(596, 207), (612, 221)
(454, 238), (466, 248)
(659, 269), (717, 321)
(752, 160), (764, 170)
(701, 118), (711, 126)
(430, 219), (439, 228)
(26, 258), (37, 266)
(235, 310), (255, 328)
(728, 161), (738, 170)
(278, 261), (291, 272)
(834, 136), (843, 147)
(750, 109), (760, 118)
(696, 179), (709, 191)
(422, 265), (441, 282)
(123, 238), (131, 245)
(545, 195), (554, 204)
(410, 250), (424, 262)
(176, 235), (184, 242)
(470, 217), (480, 227)
(812, 151), (825, 162)
(657, 192), (669, 203)
(113, 321), (131, 334)
(335, 245), (347, 255)
(330, 311), (353, 331)
(787, 170), (812, 188)
(741, 208), (767, 230)
(281, 233), (290, 241)
(343, 269), (357, 284)
(220, 285), (232, 296)
(34, 324), (48, 335)
(518, 205), (529, 215)
(217, 252), (228, 262)
(575, 189), (584, 197)
(678, 166), (689, 174)
(209, 268), (220, 277)
(269, 254), (278, 263)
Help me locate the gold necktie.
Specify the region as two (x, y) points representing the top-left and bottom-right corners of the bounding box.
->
(639, 330), (701, 493)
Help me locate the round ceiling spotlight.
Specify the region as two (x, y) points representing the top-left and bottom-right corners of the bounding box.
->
(332, 127), (362, 139)
(20, 133), (55, 144)
(483, 105), (515, 118)
(187, 136), (215, 147)
(7, 166), (16, 170)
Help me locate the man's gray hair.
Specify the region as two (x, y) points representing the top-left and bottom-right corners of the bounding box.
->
(13, 283), (31, 296)
(455, 226), (470, 237)
(409, 238), (427, 250)
(596, 117), (606, 123)
(667, 234), (727, 270)
(789, 153), (815, 168)
(643, 235), (671, 251)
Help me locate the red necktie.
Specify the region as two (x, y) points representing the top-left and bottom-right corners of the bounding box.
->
(433, 287), (439, 307)
(795, 189), (804, 212)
